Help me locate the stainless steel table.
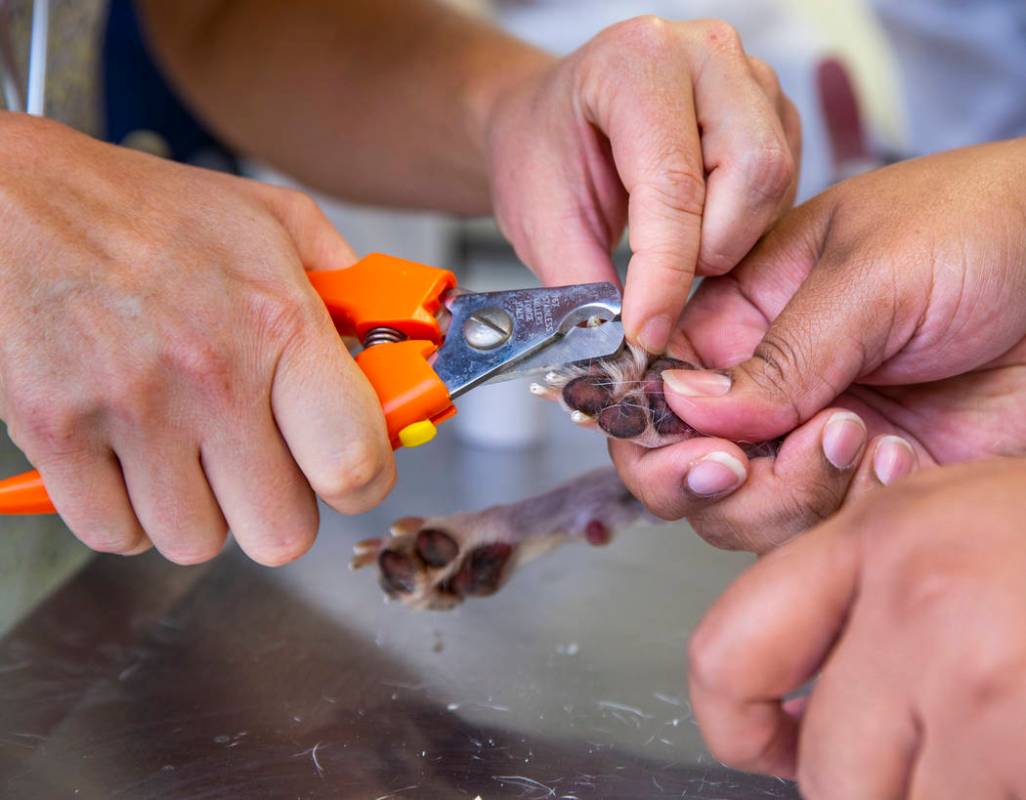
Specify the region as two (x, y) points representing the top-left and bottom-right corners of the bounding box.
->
(0, 400), (798, 799)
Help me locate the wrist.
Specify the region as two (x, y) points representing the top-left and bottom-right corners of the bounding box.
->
(459, 34), (556, 186)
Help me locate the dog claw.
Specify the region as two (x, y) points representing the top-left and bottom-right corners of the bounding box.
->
(389, 516), (425, 537)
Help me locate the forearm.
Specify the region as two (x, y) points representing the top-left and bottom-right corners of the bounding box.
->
(137, 0), (553, 214)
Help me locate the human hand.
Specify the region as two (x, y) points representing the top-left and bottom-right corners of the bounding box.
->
(614, 139), (1026, 550)
(481, 16), (800, 353)
(0, 114), (395, 565)
(688, 458), (1026, 798)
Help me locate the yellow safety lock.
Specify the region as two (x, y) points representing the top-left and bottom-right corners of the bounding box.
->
(398, 420), (437, 448)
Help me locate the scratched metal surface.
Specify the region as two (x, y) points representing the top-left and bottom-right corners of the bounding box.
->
(0, 396), (798, 799)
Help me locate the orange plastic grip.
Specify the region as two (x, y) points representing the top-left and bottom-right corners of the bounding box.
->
(310, 253), (458, 446)
(356, 340), (457, 448)
(0, 470), (53, 514)
(308, 252), (456, 342)
(0, 253), (459, 515)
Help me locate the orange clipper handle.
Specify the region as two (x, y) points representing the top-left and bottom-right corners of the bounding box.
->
(309, 252), (459, 449)
(307, 252), (456, 343)
(356, 340), (456, 449)
(0, 469), (54, 514)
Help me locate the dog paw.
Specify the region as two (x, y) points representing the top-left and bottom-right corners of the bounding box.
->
(532, 342), (780, 457)
(351, 468), (644, 610)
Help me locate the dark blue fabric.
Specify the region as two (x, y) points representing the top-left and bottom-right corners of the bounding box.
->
(101, 0), (238, 171)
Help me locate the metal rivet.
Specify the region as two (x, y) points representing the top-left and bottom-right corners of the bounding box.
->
(463, 307), (513, 350)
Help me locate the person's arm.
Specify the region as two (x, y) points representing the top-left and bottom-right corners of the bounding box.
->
(139, 2), (800, 354)
(138, 0), (542, 214)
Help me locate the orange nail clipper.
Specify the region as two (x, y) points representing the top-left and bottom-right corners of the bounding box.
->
(0, 253), (624, 515)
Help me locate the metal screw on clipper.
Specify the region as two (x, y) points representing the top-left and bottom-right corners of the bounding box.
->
(463, 307), (513, 350)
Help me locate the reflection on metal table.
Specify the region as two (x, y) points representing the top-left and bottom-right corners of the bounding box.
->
(0, 399), (798, 799)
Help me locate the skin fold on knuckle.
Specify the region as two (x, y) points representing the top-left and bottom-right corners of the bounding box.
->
(689, 513), (766, 552)
(9, 394), (94, 458)
(693, 19), (745, 58)
(158, 535), (226, 566)
(73, 522), (146, 556)
(690, 642), (785, 772)
(739, 136), (796, 208)
(688, 615), (746, 700)
(162, 331), (237, 409)
(633, 161), (706, 226)
(249, 520), (318, 568)
(747, 56), (782, 98)
(883, 545), (975, 634)
(312, 439), (394, 512)
(262, 185), (322, 233)
(740, 335), (809, 423)
(244, 281), (319, 357)
(596, 15), (675, 60)
(715, 724), (788, 776)
(781, 477), (846, 535)
(101, 366), (167, 431)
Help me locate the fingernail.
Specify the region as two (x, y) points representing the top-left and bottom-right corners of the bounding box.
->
(821, 411), (866, 470)
(637, 314), (672, 353)
(663, 369), (731, 398)
(687, 452), (746, 497)
(873, 435), (917, 486)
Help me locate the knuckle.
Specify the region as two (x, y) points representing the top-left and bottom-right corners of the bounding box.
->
(688, 516), (753, 551)
(245, 284), (315, 348)
(158, 527), (228, 566)
(887, 553), (963, 625)
(744, 334), (805, 415)
(712, 728), (778, 773)
(161, 543), (223, 566)
(690, 633), (780, 771)
(74, 524), (144, 556)
(252, 524), (317, 567)
(748, 56), (781, 94)
(634, 163), (706, 225)
(601, 15), (674, 55)
(103, 368), (164, 428)
(742, 139), (795, 204)
(698, 246), (740, 276)
(687, 618), (731, 695)
(962, 647), (1026, 708)
(313, 441), (393, 508)
(9, 395), (91, 455)
(285, 187), (320, 218)
(268, 185), (322, 224)
(696, 19), (744, 56)
(775, 479), (844, 535)
(162, 334), (234, 405)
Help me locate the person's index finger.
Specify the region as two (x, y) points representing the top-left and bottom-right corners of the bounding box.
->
(526, 230), (621, 291)
(579, 47), (705, 352)
(688, 516), (861, 775)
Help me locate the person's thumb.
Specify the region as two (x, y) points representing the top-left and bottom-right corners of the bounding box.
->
(663, 253), (887, 443)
